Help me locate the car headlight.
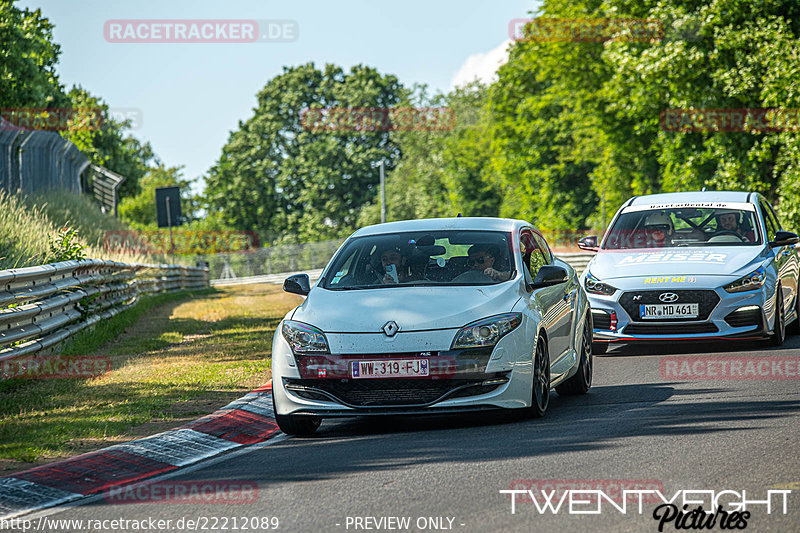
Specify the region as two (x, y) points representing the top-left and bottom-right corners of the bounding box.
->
(584, 271), (617, 296)
(451, 313), (522, 349)
(281, 320), (329, 353)
(724, 266), (766, 293)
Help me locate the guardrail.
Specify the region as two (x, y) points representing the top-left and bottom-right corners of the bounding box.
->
(0, 259), (209, 361)
(555, 252), (595, 274)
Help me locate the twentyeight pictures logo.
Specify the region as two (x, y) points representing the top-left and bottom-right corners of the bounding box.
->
(104, 19), (298, 43)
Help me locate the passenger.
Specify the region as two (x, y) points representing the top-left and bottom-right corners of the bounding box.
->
(715, 211), (756, 242)
(379, 245), (412, 284)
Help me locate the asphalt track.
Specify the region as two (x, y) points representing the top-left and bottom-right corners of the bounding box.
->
(16, 335), (800, 533)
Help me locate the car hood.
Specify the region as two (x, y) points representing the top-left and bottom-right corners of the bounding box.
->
(587, 246), (765, 280)
(290, 282), (522, 333)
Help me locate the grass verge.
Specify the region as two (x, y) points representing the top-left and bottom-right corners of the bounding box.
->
(0, 283), (301, 474)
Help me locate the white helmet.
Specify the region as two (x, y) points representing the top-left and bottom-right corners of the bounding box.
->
(644, 212), (673, 233)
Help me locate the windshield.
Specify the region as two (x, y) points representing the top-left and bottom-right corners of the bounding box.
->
(603, 206), (762, 250)
(322, 230), (515, 289)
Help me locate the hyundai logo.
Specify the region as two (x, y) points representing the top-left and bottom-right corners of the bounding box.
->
(659, 292), (679, 303)
(382, 321), (399, 337)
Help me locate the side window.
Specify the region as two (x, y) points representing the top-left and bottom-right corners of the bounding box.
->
(520, 229), (548, 280)
(532, 232), (553, 264)
(760, 200), (778, 241)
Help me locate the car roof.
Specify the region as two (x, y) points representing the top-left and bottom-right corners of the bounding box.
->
(352, 217), (532, 237)
(627, 191), (755, 206)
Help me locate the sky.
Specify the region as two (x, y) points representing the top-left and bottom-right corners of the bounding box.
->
(20, 0), (539, 194)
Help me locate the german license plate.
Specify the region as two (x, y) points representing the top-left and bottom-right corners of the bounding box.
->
(640, 303), (699, 319)
(351, 359), (429, 378)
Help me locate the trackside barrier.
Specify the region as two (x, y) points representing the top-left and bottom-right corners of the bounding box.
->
(555, 252), (595, 275)
(0, 259), (209, 361)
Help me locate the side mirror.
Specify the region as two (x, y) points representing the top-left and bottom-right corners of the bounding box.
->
(577, 235), (599, 252)
(283, 273), (311, 296)
(769, 231), (799, 248)
(529, 265), (569, 290)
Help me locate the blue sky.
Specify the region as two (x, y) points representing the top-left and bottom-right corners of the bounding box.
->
(20, 0), (538, 193)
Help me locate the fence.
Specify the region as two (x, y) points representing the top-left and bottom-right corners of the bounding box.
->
(0, 259), (209, 361)
(0, 117), (89, 196)
(207, 239), (344, 280)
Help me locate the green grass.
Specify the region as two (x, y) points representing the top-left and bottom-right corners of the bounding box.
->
(0, 284), (302, 473)
(0, 189), (155, 270)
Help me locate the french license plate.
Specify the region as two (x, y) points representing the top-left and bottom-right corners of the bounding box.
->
(351, 359), (429, 379)
(639, 303), (699, 319)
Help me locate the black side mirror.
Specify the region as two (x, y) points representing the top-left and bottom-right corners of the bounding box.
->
(770, 231), (799, 248)
(529, 265), (569, 290)
(577, 235), (599, 252)
(284, 273), (311, 296)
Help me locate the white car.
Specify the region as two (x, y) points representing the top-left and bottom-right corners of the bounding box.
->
(271, 217), (592, 435)
(579, 191), (800, 352)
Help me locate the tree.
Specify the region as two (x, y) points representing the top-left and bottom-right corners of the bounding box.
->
(204, 63), (405, 242)
(0, 1), (67, 109)
(118, 164), (193, 228)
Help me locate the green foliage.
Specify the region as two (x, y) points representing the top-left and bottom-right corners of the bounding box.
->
(118, 164), (194, 229)
(48, 227), (86, 262)
(0, 1), (67, 108)
(204, 63), (405, 242)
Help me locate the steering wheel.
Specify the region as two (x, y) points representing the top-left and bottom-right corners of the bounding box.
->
(711, 230), (745, 241)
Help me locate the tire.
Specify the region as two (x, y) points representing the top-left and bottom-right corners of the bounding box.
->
(770, 285), (785, 347)
(272, 392), (321, 436)
(524, 335), (551, 418)
(556, 316), (593, 396)
(592, 342), (608, 355)
(789, 291), (800, 335)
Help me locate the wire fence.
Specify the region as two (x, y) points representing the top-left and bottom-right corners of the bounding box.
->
(206, 239), (345, 280)
(0, 117), (89, 196)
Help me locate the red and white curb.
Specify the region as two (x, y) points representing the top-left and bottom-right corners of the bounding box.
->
(0, 382), (278, 519)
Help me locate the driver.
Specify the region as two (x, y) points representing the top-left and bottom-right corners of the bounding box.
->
(467, 244), (511, 282)
(643, 212), (673, 248)
(715, 211), (755, 242)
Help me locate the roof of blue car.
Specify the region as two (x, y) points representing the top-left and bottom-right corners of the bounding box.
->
(628, 191), (754, 205)
(353, 217), (530, 237)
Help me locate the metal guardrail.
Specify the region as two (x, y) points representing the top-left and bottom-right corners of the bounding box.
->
(0, 259), (209, 361)
(555, 252), (595, 275)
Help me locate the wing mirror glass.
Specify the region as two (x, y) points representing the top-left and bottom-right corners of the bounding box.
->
(577, 235), (599, 252)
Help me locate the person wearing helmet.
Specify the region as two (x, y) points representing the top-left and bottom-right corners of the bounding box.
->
(644, 212), (673, 247)
(715, 211), (755, 242)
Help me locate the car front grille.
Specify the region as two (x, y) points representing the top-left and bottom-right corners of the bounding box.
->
(623, 322), (719, 335)
(619, 290), (720, 322)
(284, 376), (506, 407)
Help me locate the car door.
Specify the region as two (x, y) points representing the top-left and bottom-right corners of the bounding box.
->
(519, 228), (572, 363)
(760, 198), (798, 316)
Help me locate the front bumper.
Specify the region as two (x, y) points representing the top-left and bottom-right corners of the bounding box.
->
(271, 324), (540, 417)
(587, 281), (773, 343)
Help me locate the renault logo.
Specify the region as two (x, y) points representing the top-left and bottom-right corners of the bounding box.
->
(382, 321), (399, 337)
(659, 292), (679, 303)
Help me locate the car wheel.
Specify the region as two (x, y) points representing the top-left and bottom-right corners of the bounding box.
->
(556, 316), (593, 395)
(789, 292), (800, 335)
(272, 391), (321, 436)
(592, 342), (608, 355)
(770, 285), (785, 347)
(525, 334), (551, 418)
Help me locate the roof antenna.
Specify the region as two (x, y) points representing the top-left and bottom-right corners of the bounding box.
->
(457, 213), (462, 217)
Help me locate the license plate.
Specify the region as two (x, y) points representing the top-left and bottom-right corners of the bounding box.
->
(640, 303), (699, 319)
(351, 359), (429, 378)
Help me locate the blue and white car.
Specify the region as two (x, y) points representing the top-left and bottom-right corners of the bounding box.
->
(578, 191), (799, 353)
(271, 217), (592, 435)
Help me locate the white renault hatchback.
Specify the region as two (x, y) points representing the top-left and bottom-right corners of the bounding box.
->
(271, 217), (592, 435)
